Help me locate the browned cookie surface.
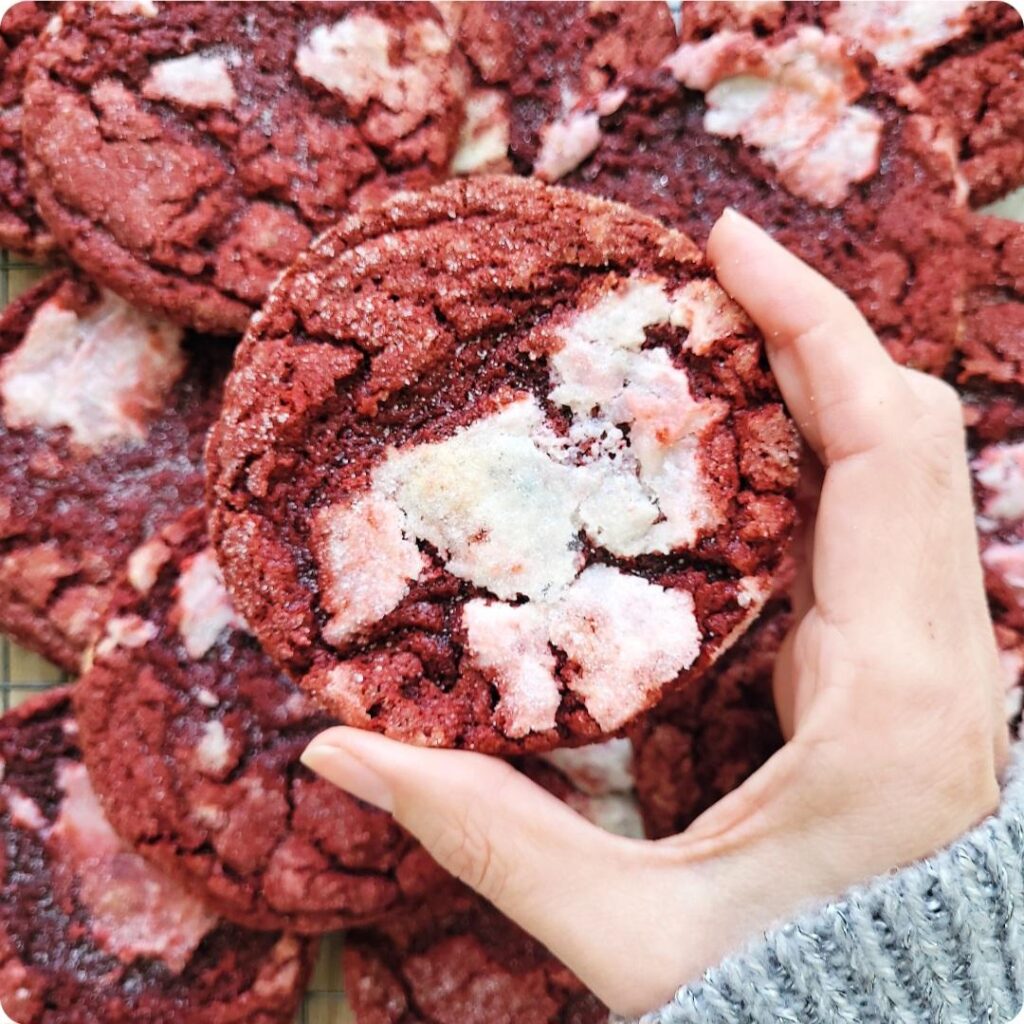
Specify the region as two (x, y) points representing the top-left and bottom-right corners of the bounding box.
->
(0, 270), (228, 671)
(208, 177), (800, 754)
(0, 688), (314, 1024)
(23, 1), (463, 333)
(74, 508), (446, 934)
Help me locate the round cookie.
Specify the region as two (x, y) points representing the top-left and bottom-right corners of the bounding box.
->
(74, 507), (447, 934)
(22, 1), (462, 335)
(343, 887), (607, 1024)
(207, 177), (801, 754)
(0, 270), (229, 671)
(631, 602), (786, 839)
(444, 0), (677, 178)
(679, 2), (1024, 209)
(0, 0), (58, 257)
(555, 25), (970, 374)
(0, 687), (314, 1024)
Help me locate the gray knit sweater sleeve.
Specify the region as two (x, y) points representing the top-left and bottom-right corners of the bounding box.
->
(639, 748), (1024, 1024)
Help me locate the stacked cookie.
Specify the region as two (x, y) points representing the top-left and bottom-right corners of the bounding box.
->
(0, 2), (1022, 1022)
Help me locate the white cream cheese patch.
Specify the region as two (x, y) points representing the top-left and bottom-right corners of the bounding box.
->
(974, 441), (1024, 531)
(173, 549), (248, 659)
(463, 600), (561, 738)
(0, 290), (185, 451)
(825, 1), (974, 70)
(51, 762), (217, 973)
(451, 89), (511, 175)
(295, 14), (450, 111)
(314, 492), (427, 648)
(313, 275), (756, 733)
(143, 51), (238, 109)
(665, 28), (884, 207)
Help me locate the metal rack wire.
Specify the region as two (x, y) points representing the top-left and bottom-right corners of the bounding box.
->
(0, 251), (352, 1024)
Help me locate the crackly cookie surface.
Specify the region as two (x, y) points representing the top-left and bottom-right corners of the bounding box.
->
(558, 24), (970, 374)
(444, 0), (676, 178)
(0, 0), (58, 257)
(679, 1), (1024, 208)
(0, 270), (228, 671)
(208, 177), (799, 754)
(0, 687), (314, 1024)
(22, 1), (463, 334)
(74, 508), (446, 933)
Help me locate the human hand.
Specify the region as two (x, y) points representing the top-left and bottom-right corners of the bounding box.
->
(301, 210), (1007, 1018)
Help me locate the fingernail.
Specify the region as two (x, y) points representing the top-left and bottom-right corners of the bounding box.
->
(301, 736), (394, 813)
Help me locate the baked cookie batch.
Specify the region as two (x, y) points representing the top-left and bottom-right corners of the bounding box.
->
(0, 2), (1021, 1021)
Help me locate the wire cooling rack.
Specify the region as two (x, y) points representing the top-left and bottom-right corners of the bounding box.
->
(0, 251), (353, 1024)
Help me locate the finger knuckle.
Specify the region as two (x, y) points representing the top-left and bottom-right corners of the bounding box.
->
(432, 810), (508, 902)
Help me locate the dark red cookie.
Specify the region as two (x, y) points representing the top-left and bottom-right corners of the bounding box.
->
(680, 2), (1024, 208)
(0, 270), (229, 671)
(207, 177), (800, 754)
(22, 1), (463, 334)
(343, 887), (607, 1024)
(631, 603), (786, 839)
(444, 1), (676, 177)
(959, 214), (1024, 389)
(0, 687), (315, 1024)
(74, 507), (446, 934)
(0, 0), (58, 257)
(557, 26), (970, 374)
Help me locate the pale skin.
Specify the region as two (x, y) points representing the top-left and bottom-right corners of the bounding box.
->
(301, 210), (1008, 1018)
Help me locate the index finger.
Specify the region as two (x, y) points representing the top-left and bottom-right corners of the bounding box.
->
(707, 208), (913, 465)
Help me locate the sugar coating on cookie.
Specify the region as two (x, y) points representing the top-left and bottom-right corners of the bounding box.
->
(560, 26), (969, 375)
(208, 178), (799, 754)
(22, 1), (464, 334)
(0, 688), (313, 1024)
(0, 271), (228, 671)
(445, 1), (677, 177)
(75, 508), (447, 934)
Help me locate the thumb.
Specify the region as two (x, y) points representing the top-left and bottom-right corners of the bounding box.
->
(300, 726), (687, 1015)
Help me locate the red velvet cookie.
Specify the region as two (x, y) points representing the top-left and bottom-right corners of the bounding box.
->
(74, 508), (445, 934)
(631, 602), (786, 839)
(959, 215), (1024, 389)
(0, 0), (58, 257)
(22, 1), (463, 334)
(0, 687), (314, 1024)
(0, 270), (228, 671)
(444, 1), (676, 177)
(557, 25), (970, 374)
(343, 887), (607, 1024)
(208, 177), (800, 754)
(679, 2), (1024, 208)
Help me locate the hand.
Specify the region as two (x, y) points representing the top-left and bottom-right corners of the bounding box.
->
(301, 210), (1007, 1018)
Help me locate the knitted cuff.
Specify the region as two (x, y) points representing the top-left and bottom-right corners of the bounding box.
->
(639, 748), (1024, 1024)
